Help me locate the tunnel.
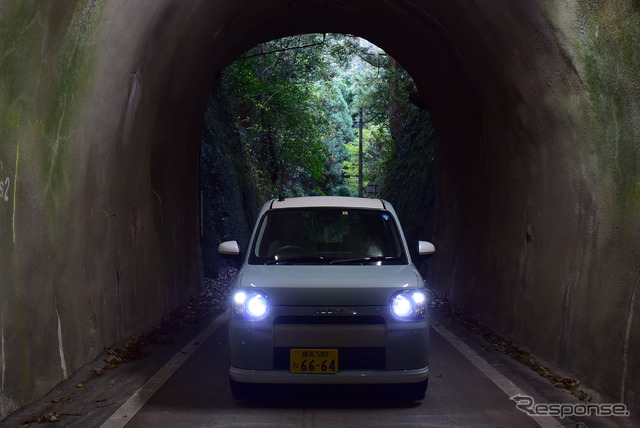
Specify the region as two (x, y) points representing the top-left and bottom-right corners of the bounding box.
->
(1, 0), (639, 419)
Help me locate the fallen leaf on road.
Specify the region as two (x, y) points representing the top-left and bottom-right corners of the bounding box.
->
(428, 291), (583, 395)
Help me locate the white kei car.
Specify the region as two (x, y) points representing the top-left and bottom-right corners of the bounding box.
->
(218, 196), (435, 399)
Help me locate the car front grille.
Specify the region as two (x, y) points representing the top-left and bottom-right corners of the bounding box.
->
(274, 315), (385, 325)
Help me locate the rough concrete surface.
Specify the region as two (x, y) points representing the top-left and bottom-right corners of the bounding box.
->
(1, 0), (639, 420)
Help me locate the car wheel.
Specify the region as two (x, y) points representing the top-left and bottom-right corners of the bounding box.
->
(406, 379), (428, 400)
(230, 378), (251, 400)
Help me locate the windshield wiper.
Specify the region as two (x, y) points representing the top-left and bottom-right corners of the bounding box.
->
(330, 256), (399, 265)
(265, 255), (328, 265)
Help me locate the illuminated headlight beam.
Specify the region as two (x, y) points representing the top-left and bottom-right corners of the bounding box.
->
(390, 289), (427, 320)
(232, 290), (270, 320)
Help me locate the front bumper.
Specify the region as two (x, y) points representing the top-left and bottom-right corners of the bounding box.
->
(229, 304), (429, 385)
(229, 366), (429, 384)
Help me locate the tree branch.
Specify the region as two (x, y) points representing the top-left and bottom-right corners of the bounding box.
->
(239, 34), (327, 60)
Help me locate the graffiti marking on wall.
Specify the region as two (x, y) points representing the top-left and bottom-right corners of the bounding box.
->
(3, 107), (23, 129)
(1, 313), (5, 392)
(13, 142), (19, 243)
(0, 177), (9, 202)
(29, 118), (45, 136)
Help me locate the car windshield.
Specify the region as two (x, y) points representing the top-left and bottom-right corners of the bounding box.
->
(248, 208), (407, 265)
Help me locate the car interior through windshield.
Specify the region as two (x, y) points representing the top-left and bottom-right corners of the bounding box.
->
(249, 208), (407, 265)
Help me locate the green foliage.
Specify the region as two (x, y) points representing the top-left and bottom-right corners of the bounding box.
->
(208, 33), (429, 199)
(337, 46), (421, 195)
(343, 124), (395, 194)
(221, 34), (337, 197)
(313, 81), (352, 195)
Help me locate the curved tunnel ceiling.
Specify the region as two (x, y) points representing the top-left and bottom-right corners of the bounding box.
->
(146, 0), (488, 142)
(130, 0), (563, 216)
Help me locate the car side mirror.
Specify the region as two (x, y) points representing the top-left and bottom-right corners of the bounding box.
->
(218, 240), (240, 256)
(417, 241), (435, 257)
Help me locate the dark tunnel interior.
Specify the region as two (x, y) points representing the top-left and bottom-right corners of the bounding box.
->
(2, 0), (639, 418)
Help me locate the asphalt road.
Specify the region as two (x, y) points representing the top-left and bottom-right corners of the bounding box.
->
(6, 306), (634, 428)
(96, 310), (633, 428)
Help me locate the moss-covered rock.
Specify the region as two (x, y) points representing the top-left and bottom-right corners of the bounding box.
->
(380, 110), (437, 265)
(199, 85), (263, 277)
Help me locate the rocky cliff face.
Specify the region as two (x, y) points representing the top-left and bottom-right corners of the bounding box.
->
(1, 0), (639, 419)
(199, 88), (262, 277)
(380, 110), (437, 264)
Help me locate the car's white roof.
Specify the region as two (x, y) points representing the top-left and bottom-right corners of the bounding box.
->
(271, 196), (385, 210)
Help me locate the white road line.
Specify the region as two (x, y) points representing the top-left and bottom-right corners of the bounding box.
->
(432, 322), (561, 428)
(100, 310), (229, 428)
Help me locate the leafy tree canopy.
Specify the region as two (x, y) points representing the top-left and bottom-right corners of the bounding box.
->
(211, 33), (421, 198)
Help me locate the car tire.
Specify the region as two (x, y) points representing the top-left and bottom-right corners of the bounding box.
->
(229, 378), (248, 400)
(402, 379), (428, 401)
(230, 378), (264, 401)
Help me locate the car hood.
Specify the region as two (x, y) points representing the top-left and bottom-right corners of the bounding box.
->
(235, 264), (423, 306)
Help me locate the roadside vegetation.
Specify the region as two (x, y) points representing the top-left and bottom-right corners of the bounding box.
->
(203, 33), (423, 199)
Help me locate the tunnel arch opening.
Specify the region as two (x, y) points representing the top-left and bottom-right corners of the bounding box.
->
(197, 32), (439, 277)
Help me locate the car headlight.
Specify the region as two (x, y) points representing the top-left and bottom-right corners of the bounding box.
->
(390, 289), (427, 320)
(232, 290), (270, 320)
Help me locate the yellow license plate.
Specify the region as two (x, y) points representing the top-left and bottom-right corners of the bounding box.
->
(290, 349), (339, 374)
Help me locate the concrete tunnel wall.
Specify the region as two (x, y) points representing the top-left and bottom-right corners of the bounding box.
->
(1, 0), (639, 417)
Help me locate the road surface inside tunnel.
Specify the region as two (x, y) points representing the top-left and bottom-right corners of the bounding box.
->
(95, 310), (633, 428)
